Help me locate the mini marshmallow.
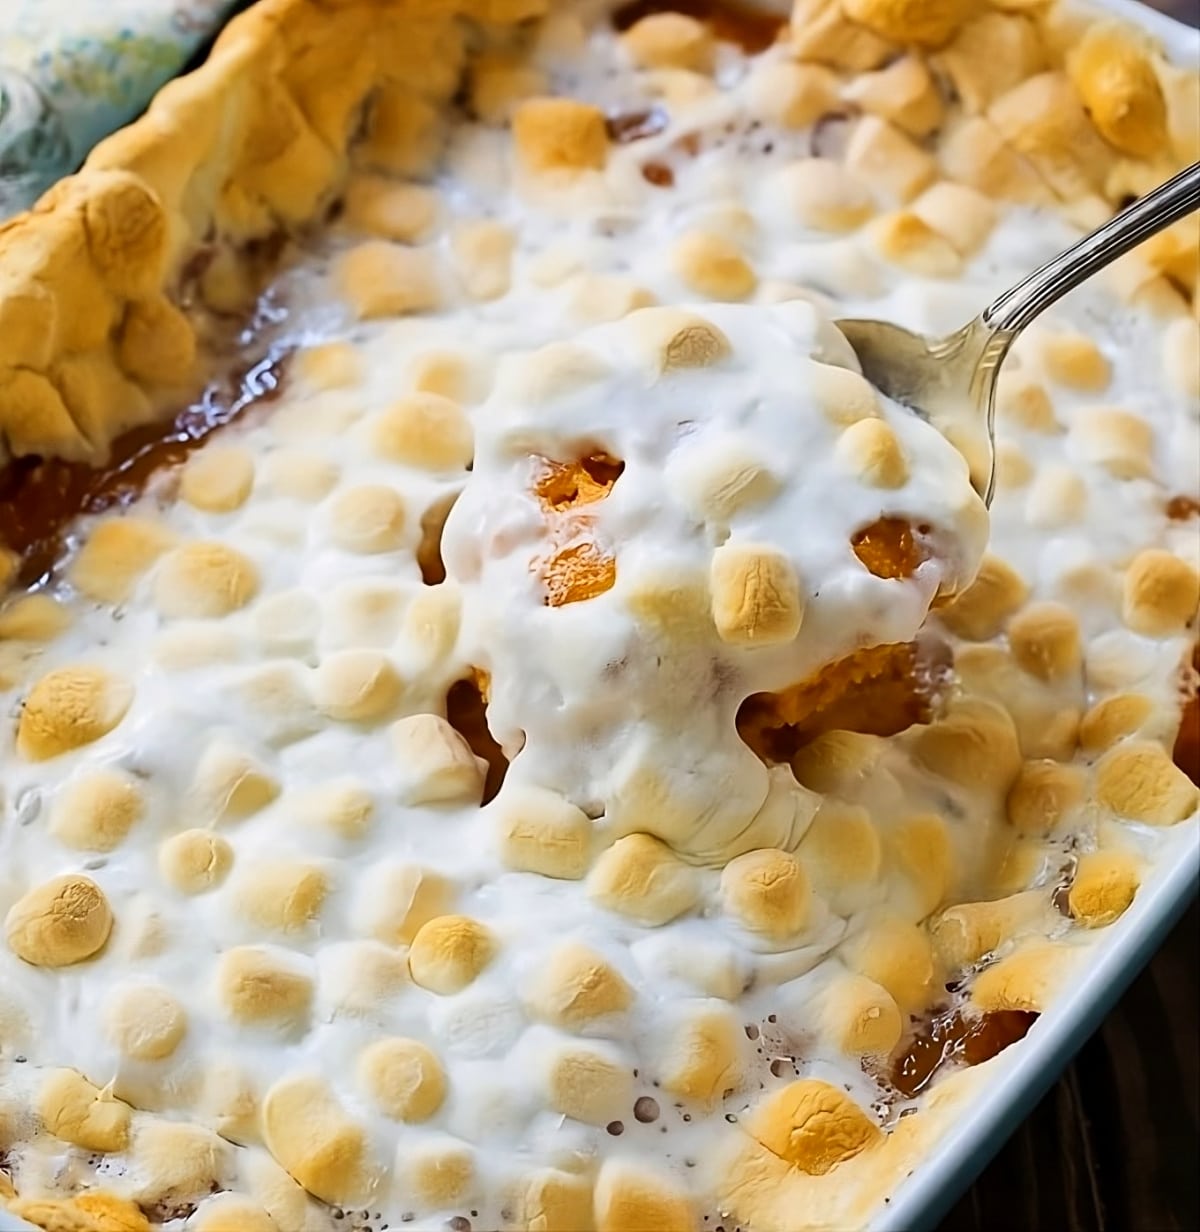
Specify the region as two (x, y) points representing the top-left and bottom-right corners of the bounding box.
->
(180, 446), (256, 513)
(841, 914), (937, 1014)
(337, 242), (446, 320)
(358, 863), (455, 945)
(845, 116), (937, 203)
(720, 848), (811, 941)
(594, 1159), (695, 1232)
(513, 97), (608, 174)
(654, 999), (743, 1103)
(524, 940), (633, 1029)
(541, 1037), (633, 1125)
(494, 783), (593, 879)
(835, 417), (910, 487)
(231, 861), (328, 933)
(104, 983), (188, 1060)
(397, 1135), (475, 1208)
(393, 714), (486, 805)
(358, 1037), (447, 1121)
(216, 946), (313, 1029)
(17, 665), (133, 760)
(1068, 849), (1142, 927)
(587, 832), (700, 925)
(749, 1079), (882, 1175)
(69, 517), (176, 604)
(773, 159), (874, 233)
(1094, 741), (1198, 824)
(50, 769), (144, 852)
(261, 1074), (372, 1205)
(37, 1068), (131, 1152)
(408, 914), (497, 993)
(6, 875), (113, 968)
(1122, 549), (1200, 636)
(159, 829), (234, 895)
(930, 890), (1055, 968)
(1006, 760), (1087, 835)
(939, 553), (1029, 640)
(672, 230), (757, 301)
(1008, 601), (1083, 683)
(797, 801), (882, 916)
(325, 484), (407, 554)
(153, 541), (259, 619)
(190, 739), (280, 823)
(343, 178), (441, 243)
(710, 543), (804, 645)
(312, 649), (404, 722)
(622, 13), (714, 72)
(1072, 407), (1154, 479)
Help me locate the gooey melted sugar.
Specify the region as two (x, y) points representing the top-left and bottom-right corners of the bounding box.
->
(0, 352), (288, 590)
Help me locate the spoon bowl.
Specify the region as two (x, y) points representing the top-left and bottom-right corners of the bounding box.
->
(835, 161), (1200, 506)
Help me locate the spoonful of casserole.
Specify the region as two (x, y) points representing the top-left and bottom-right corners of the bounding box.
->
(443, 301), (989, 865)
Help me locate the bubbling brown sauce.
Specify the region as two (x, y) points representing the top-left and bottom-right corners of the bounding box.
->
(0, 351), (287, 589)
(889, 1008), (1039, 1099)
(611, 0), (787, 54)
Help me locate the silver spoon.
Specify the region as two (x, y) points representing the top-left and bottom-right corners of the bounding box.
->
(836, 160), (1200, 506)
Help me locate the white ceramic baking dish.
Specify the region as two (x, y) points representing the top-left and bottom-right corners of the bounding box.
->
(874, 820), (1199, 1230)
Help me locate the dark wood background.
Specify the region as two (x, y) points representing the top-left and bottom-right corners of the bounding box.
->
(938, 898), (1199, 1232)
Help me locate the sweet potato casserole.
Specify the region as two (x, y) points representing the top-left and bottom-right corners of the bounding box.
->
(0, 0), (1197, 1228)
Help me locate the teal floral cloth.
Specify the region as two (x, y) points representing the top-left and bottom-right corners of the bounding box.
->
(0, 0), (241, 218)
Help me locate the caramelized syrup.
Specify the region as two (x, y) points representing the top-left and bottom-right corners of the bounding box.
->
(889, 1008), (1038, 1099)
(606, 108), (669, 144)
(1173, 642), (1199, 787)
(446, 674), (510, 804)
(611, 0), (786, 54)
(1165, 495), (1200, 521)
(417, 492), (458, 586)
(675, 132), (703, 158)
(0, 352), (288, 589)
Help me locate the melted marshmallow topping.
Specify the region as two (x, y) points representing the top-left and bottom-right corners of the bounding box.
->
(0, 0), (1197, 1229)
(444, 301), (987, 861)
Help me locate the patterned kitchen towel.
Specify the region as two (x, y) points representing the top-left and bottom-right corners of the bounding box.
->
(0, 0), (241, 219)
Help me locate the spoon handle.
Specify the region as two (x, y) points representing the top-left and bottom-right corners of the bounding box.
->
(982, 160), (1200, 337)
